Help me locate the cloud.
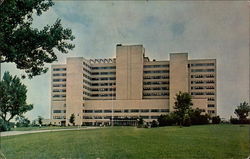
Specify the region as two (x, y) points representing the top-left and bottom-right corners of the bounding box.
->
(2, 1), (249, 120)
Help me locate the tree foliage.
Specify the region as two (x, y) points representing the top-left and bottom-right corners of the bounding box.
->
(0, 72), (33, 123)
(69, 113), (75, 126)
(174, 92), (193, 126)
(0, 0), (75, 78)
(137, 117), (144, 128)
(38, 115), (44, 125)
(189, 108), (209, 125)
(15, 116), (31, 127)
(158, 113), (178, 126)
(151, 120), (158, 128)
(234, 101), (250, 121)
(211, 116), (221, 124)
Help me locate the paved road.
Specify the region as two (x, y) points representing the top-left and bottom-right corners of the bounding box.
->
(0, 127), (100, 137)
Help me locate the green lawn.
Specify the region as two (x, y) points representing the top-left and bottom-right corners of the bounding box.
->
(1, 124), (249, 159)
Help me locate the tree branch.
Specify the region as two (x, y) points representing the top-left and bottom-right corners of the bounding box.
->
(0, 0), (4, 5)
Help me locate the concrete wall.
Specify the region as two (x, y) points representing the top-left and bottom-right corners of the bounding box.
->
(66, 57), (84, 125)
(116, 45), (144, 100)
(169, 53), (189, 111)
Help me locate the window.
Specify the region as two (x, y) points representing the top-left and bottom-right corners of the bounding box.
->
(53, 79), (66, 82)
(53, 110), (61, 113)
(104, 116), (111, 119)
(208, 98), (215, 101)
(144, 64), (169, 68)
(161, 109), (169, 112)
(84, 110), (93, 113)
(53, 94), (66, 98)
(191, 92), (204, 95)
(53, 68), (66, 71)
(53, 73), (66, 76)
(94, 110), (102, 113)
(151, 116), (159, 119)
(91, 66), (116, 70)
(191, 63), (214, 67)
(104, 110), (112, 113)
(191, 69), (215, 72)
(53, 89), (66, 92)
(131, 109), (139, 113)
(208, 104), (215, 108)
(53, 84), (66, 87)
(208, 110), (215, 114)
(141, 109), (149, 113)
(124, 109), (129, 113)
(141, 116), (149, 119)
(114, 110), (122, 113)
(151, 109), (159, 112)
(144, 70), (169, 74)
(83, 116), (92, 119)
(93, 116), (103, 119)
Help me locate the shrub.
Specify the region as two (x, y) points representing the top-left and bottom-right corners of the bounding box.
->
(151, 120), (158, 128)
(137, 117), (144, 128)
(0, 119), (11, 131)
(189, 109), (209, 125)
(230, 118), (239, 124)
(212, 116), (221, 124)
(158, 113), (178, 126)
(183, 114), (191, 127)
(230, 118), (250, 124)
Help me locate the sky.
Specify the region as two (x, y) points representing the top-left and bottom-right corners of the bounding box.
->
(2, 1), (249, 120)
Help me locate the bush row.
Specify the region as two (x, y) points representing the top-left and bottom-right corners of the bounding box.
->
(157, 109), (221, 127)
(230, 118), (250, 124)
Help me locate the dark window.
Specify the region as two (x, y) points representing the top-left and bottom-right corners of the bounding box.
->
(151, 109), (159, 112)
(94, 110), (102, 113)
(84, 110), (93, 113)
(104, 110), (112, 113)
(131, 109), (139, 113)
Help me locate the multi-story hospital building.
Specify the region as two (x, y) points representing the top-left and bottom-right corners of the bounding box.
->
(50, 44), (216, 126)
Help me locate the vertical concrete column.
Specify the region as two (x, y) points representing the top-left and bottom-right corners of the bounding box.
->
(116, 45), (144, 100)
(169, 53), (189, 112)
(66, 57), (83, 126)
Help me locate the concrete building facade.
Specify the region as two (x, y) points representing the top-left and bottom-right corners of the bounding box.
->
(50, 44), (216, 126)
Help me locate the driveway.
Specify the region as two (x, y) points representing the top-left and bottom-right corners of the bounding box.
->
(0, 127), (100, 137)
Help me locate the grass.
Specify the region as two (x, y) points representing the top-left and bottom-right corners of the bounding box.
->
(1, 124), (249, 159)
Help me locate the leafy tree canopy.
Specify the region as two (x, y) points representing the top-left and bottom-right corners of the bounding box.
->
(234, 101), (250, 120)
(174, 92), (193, 126)
(0, 0), (75, 78)
(0, 71), (33, 123)
(38, 115), (44, 125)
(15, 115), (31, 127)
(69, 113), (75, 125)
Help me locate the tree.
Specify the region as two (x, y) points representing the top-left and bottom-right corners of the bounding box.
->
(189, 108), (209, 125)
(137, 117), (144, 128)
(234, 101), (250, 121)
(69, 113), (75, 126)
(38, 116), (44, 125)
(158, 113), (178, 126)
(15, 116), (30, 127)
(183, 113), (191, 127)
(212, 116), (221, 124)
(0, 72), (33, 126)
(0, 0), (75, 78)
(151, 120), (158, 128)
(174, 92), (193, 126)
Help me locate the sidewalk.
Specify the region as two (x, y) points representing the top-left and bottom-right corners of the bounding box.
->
(0, 127), (100, 137)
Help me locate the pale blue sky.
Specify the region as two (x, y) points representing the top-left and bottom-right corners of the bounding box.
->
(2, 1), (249, 120)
